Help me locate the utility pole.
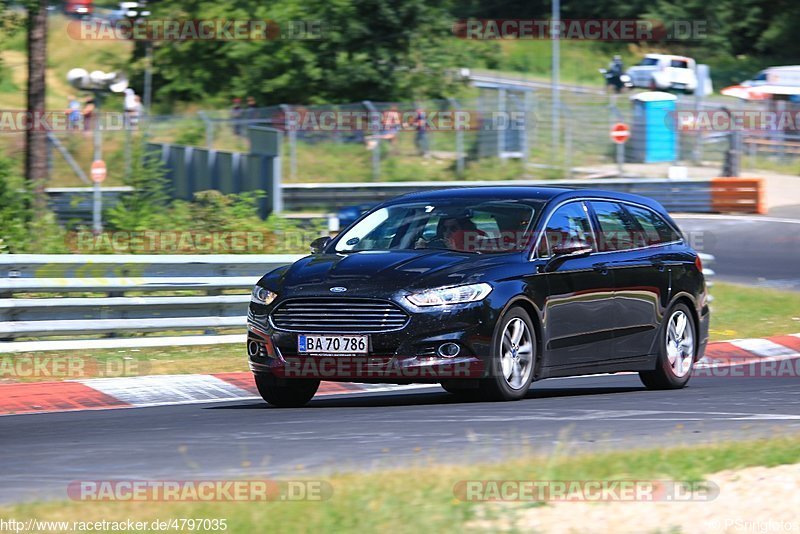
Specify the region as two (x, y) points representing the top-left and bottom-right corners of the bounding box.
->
(551, 0), (560, 166)
(25, 0), (48, 206)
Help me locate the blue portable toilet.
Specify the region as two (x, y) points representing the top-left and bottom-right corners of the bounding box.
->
(629, 92), (677, 163)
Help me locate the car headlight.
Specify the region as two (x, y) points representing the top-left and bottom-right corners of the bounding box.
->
(406, 283), (492, 307)
(251, 286), (278, 305)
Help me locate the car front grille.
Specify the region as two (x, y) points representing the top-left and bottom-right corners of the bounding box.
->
(270, 298), (409, 333)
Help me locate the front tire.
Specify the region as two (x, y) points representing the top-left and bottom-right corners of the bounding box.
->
(478, 306), (536, 401)
(255, 374), (319, 407)
(639, 303), (696, 390)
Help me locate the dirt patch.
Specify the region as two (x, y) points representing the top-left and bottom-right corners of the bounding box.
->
(472, 462), (800, 533)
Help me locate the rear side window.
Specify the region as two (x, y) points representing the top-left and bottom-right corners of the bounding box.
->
(670, 59), (689, 68)
(540, 201), (595, 256)
(624, 204), (682, 246)
(590, 201), (638, 251)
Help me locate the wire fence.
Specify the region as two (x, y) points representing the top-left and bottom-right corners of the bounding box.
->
(2, 87), (799, 189)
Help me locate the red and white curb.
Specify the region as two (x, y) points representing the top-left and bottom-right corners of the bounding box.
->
(1, 334), (798, 417)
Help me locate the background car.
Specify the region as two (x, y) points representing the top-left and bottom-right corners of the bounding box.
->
(627, 54), (699, 94)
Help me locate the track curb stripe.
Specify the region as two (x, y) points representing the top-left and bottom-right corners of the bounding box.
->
(1, 334), (798, 416)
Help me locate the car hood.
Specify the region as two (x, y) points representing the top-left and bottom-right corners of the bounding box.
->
(262, 250), (517, 296)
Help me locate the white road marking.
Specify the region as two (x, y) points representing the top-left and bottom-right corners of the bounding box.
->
(731, 338), (799, 358)
(79, 374), (255, 406)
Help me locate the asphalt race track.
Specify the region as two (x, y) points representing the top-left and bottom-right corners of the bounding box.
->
(674, 214), (800, 291)
(3, 369), (800, 504)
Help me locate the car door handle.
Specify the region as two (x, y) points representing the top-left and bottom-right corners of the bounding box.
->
(593, 262), (609, 275)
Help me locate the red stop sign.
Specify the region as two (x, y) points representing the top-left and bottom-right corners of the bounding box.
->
(90, 160), (106, 183)
(610, 122), (630, 144)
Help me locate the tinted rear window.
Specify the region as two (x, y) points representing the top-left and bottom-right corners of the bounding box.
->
(590, 201), (638, 251)
(624, 204), (683, 246)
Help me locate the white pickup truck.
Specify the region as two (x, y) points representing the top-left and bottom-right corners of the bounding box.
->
(626, 54), (698, 94)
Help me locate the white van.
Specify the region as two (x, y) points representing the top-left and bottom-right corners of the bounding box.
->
(742, 66), (800, 88)
(626, 54), (698, 94)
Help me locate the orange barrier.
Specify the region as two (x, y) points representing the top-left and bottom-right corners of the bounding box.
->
(710, 177), (765, 214)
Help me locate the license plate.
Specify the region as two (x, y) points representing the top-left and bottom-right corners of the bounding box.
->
(298, 334), (369, 355)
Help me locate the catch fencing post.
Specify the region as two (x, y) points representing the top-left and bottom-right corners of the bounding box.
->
(198, 111), (214, 149)
(280, 104), (297, 180)
(363, 100), (381, 180)
(448, 98), (465, 177)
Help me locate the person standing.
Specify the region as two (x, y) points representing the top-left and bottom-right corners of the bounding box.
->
(413, 107), (429, 157)
(245, 96), (258, 123)
(82, 97), (96, 133)
(123, 88), (138, 129)
(383, 104), (401, 149)
(129, 95), (142, 129)
(67, 94), (82, 130)
(231, 98), (243, 135)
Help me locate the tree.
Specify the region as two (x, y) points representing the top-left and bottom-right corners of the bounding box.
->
(25, 0), (48, 204)
(133, 0), (496, 106)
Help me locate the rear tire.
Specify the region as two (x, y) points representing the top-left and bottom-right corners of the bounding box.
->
(478, 306), (536, 401)
(255, 374), (319, 407)
(639, 303), (696, 390)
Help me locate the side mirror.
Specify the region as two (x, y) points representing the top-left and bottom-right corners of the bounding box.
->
(552, 241), (593, 258)
(544, 241), (593, 272)
(310, 236), (331, 255)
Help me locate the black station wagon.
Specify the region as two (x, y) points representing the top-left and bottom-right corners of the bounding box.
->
(247, 187), (710, 407)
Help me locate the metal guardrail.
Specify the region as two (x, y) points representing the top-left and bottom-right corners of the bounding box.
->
(283, 178), (716, 212)
(0, 255), (303, 341)
(0, 253), (714, 347)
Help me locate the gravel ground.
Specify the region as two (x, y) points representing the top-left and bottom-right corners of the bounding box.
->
(473, 463), (800, 533)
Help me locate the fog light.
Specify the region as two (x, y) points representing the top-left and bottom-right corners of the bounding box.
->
(247, 340), (262, 357)
(437, 342), (461, 358)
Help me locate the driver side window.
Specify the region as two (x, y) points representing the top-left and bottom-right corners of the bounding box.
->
(541, 202), (596, 257)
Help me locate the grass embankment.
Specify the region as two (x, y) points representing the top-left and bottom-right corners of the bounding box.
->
(709, 282), (800, 340)
(2, 435), (799, 533)
(1, 282), (797, 383)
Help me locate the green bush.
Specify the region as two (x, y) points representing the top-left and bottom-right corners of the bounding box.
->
(0, 153), (67, 253)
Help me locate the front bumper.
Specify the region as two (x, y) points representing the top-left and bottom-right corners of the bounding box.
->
(247, 299), (494, 383)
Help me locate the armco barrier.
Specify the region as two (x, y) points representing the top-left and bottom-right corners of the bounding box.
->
(710, 177), (766, 214)
(283, 178), (753, 214)
(0, 253), (713, 350)
(46, 187), (133, 225)
(0, 255), (302, 341)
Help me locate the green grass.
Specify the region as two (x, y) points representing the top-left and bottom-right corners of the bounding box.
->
(709, 282), (800, 340)
(2, 434), (799, 533)
(0, 343), (247, 383)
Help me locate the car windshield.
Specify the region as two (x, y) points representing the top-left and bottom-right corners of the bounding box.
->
(333, 199), (541, 254)
(639, 57), (660, 66)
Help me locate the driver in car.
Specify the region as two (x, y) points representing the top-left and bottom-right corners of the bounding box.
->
(417, 216), (484, 251)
